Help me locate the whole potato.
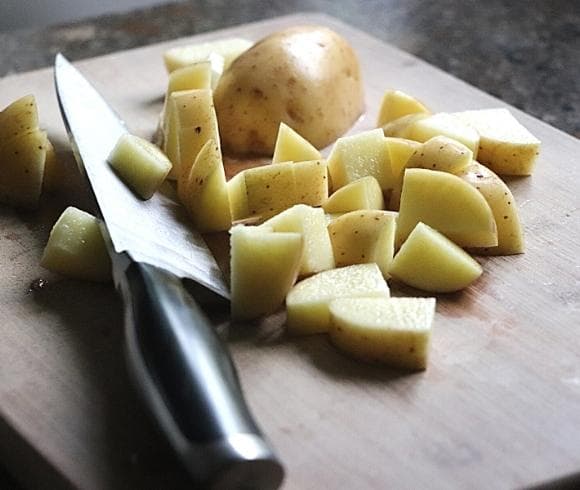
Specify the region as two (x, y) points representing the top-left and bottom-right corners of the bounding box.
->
(214, 26), (365, 156)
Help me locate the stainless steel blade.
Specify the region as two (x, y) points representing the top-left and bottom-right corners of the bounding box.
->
(54, 54), (229, 298)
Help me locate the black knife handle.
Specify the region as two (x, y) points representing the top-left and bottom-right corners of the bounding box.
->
(118, 259), (284, 489)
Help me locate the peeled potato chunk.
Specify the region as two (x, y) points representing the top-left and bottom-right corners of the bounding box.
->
(389, 137), (473, 211)
(230, 225), (303, 320)
(458, 161), (525, 255)
(376, 89), (430, 127)
(396, 168), (497, 248)
(328, 210), (397, 278)
(286, 263), (390, 335)
(327, 129), (394, 192)
(322, 176), (384, 214)
(454, 108), (541, 175)
(163, 38), (253, 73)
(181, 139), (231, 233)
(272, 122), (321, 164)
(261, 204), (335, 277)
(329, 297), (436, 370)
(381, 113), (429, 139)
(166, 61), (212, 94)
(108, 133), (172, 199)
(41, 207), (112, 282)
(384, 113), (480, 158)
(385, 137), (421, 180)
(390, 222), (482, 293)
(227, 171), (249, 222)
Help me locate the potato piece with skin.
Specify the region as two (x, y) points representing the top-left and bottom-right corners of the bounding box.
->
(293, 159), (328, 206)
(261, 204), (335, 277)
(227, 171), (249, 221)
(0, 95), (39, 144)
(454, 108), (540, 175)
(407, 113), (480, 157)
(376, 89), (430, 127)
(164, 89), (220, 185)
(181, 139), (231, 232)
(327, 129), (393, 192)
(322, 176), (384, 213)
(164, 38), (253, 73)
(0, 130), (47, 209)
(329, 297), (435, 370)
(396, 168), (497, 248)
(406, 136), (473, 173)
(243, 159), (328, 221)
(328, 210), (397, 278)
(108, 133), (172, 200)
(41, 207), (112, 282)
(381, 113), (429, 139)
(215, 26), (364, 155)
(388, 137), (472, 211)
(458, 161), (525, 255)
(230, 225), (303, 320)
(272, 122), (321, 164)
(286, 263), (390, 335)
(390, 222), (482, 292)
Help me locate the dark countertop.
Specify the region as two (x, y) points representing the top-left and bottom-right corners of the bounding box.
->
(0, 1), (578, 488)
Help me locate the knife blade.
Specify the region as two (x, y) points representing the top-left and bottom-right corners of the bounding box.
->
(54, 53), (283, 489)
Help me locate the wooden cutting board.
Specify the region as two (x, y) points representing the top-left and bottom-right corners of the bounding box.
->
(1, 12), (579, 490)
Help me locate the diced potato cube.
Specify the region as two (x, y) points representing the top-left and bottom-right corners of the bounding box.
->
(396, 168), (497, 248)
(385, 137), (421, 179)
(230, 225), (303, 320)
(328, 210), (397, 278)
(327, 129), (394, 191)
(165, 89), (220, 184)
(286, 263), (390, 335)
(180, 139), (231, 232)
(454, 108), (541, 175)
(406, 113), (480, 157)
(381, 113), (429, 139)
(261, 204), (335, 276)
(164, 38), (253, 73)
(390, 222), (482, 292)
(272, 122), (321, 163)
(322, 176), (384, 213)
(243, 160), (328, 221)
(376, 89), (430, 127)
(167, 61), (212, 94)
(227, 171), (249, 221)
(41, 207), (112, 282)
(108, 133), (172, 199)
(293, 159), (328, 206)
(329, 297), (435, 370)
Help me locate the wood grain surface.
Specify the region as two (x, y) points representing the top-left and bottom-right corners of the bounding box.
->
(1, 13), (579, 490)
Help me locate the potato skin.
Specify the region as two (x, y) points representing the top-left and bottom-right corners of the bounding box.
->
(214, 26), (365, 156)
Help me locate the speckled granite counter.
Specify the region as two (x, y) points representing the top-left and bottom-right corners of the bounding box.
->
(0, 1), (578, 488)
(1, 0), (578, 137)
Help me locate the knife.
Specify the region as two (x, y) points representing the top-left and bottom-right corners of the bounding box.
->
(54, 53), (284, 489)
